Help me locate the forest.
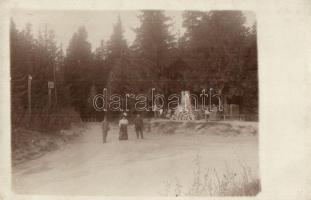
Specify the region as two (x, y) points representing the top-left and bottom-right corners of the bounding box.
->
(10, 10), (258, 132)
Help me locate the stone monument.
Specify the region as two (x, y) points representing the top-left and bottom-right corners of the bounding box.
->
(171, 91), (196, 120)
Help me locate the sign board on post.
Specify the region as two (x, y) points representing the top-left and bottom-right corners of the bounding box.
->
(48, 81), (54, 89)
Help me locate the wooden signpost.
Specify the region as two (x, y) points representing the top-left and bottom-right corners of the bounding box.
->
(48, 81), (54, 108)
(28, 75), (32, 123)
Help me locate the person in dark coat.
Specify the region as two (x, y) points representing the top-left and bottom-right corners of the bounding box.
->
(102, 116), (110, 143)
(134, 114), (144, 139)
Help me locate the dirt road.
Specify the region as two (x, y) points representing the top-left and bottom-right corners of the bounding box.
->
(12, 121), (259, 196)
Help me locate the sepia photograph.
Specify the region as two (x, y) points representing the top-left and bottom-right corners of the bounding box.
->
(9, 9), (260, 196)
(1, 0), (311, 199)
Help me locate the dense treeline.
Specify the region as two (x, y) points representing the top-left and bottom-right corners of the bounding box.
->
(11, 10), (258, 127)
(10, 21), (77, 131)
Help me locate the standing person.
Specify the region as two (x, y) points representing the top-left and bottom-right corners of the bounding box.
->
(119, 114), (129, 140)
(204, 109), (210, 121)
(153, 104), (158, 118)
(166, 108), (171, 119)
(134, 114), (144, 139)
(159, 108), (163, 118)
(146, 118), (151, 133)
(102, 116), (110, 143)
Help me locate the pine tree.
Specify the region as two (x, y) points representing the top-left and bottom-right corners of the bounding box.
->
(181, 11), (257, 114)
(106, 15), (127, 60)
(10, 19), (28, 125)
(64, 26), (93, 118)
(105, 16), (129, 93)
(132, 10), (174, 78)
(93, 40), (109, 88)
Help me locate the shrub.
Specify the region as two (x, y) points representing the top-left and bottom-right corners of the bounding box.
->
(161, 155), (260, 196)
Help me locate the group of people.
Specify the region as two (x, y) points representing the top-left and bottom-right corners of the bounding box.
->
(101, 113), (144, 143)
(153, 107), (174, 119)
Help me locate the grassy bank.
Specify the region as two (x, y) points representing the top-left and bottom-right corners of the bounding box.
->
(11, 124), (85, 166)
(161, 155), (260, 196)
(11, 107), (84, 166)
(150, 119), (258, 136)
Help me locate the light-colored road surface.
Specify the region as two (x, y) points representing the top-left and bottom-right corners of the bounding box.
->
(12, 122), (259, 196)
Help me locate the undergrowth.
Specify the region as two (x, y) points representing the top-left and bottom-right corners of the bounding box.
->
(160, 155), (260, 196)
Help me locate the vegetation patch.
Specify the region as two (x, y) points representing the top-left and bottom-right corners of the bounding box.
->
(160, 155), (260, 196)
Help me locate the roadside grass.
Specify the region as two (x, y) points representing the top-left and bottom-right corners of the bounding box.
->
(160, 155), (260, 196)
(150, 119), (258, 136)
(12, 124), (85, 166)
